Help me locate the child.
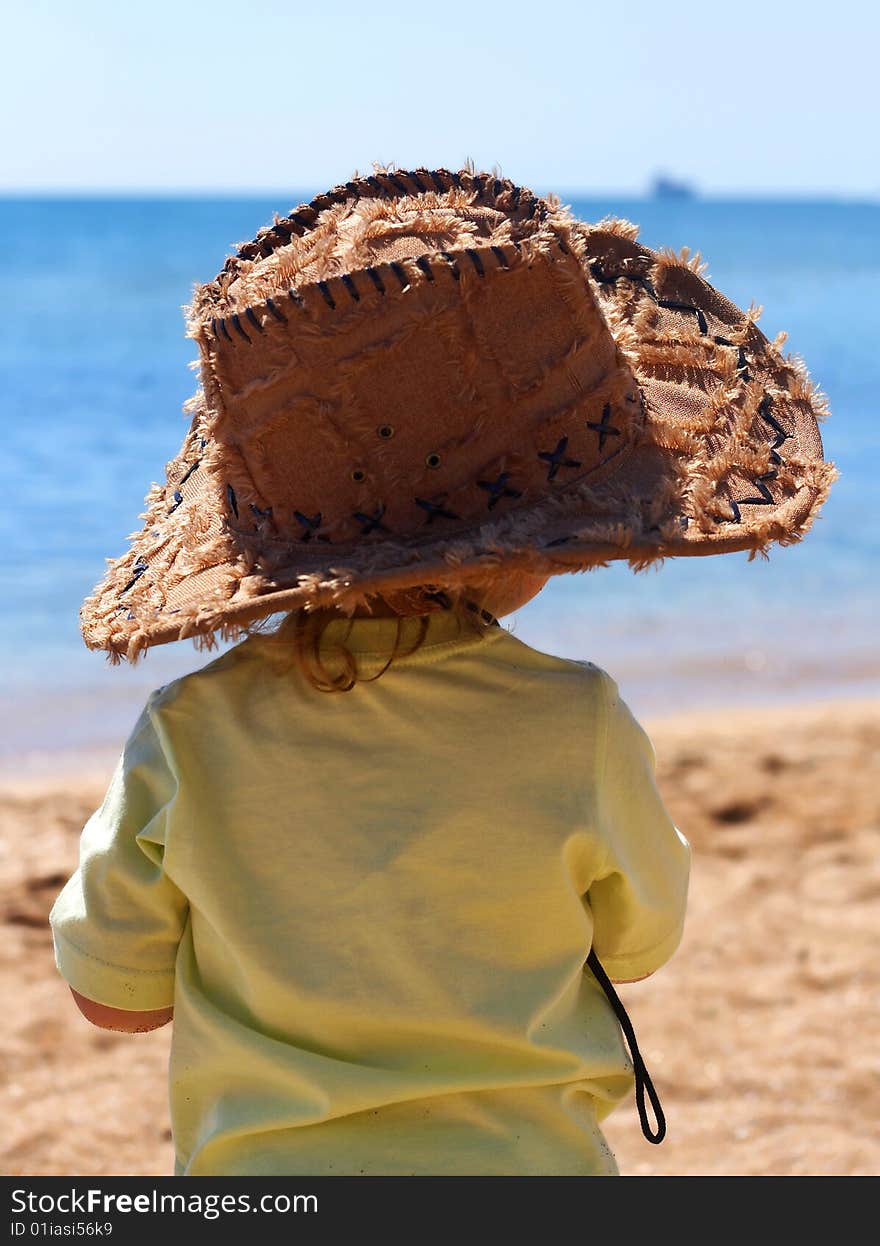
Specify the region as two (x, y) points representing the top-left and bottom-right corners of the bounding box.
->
(49, 166), (835, 1177)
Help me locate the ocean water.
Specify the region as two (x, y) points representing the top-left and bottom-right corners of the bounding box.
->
(1, 194), (877, 763)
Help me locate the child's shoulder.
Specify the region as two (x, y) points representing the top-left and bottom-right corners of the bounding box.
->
(494, 629), (619, 694)
(490, 630), (625, 725)
(143, 638), (257, 715)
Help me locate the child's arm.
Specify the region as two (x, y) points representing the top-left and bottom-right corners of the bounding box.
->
(49, 694), (189, 1023)
(587, 672), (691, 984)
(70, 987), (173, 1033)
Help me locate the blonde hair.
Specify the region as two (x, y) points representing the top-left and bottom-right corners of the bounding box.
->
(261, 585), (497, 693)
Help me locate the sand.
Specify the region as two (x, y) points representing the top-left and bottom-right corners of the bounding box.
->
(2, 696), (878, 1178)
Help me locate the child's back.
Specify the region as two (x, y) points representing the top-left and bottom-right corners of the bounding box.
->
(50, 610), (688, 1175)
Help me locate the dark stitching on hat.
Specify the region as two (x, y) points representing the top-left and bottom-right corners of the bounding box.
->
(538, 436), (582, 481)
(231, 314), (251, 342)
(723, 472), (778, 524)
(353, 505), (390, 535)
(544, 536), (572, 547)
(226, 168), (524, 270)
(415, 256), (435, 282)
(440, 252), (460, 281)
(586, 403), (622, 451)
(250, 503), (273, 520)
(556, 237), (570, 255)
(178, 460), (200, 487)
(167, 490), (183, 515)
(212, 171), (560, 331)
(294, 510), (329, 542)
(477, 472), (523, 510)
(245, 307), (265, 334)
(741, 471), (778, 504)
(288, 288), (304, 309)
(120, 557), (148, 596)
(670, 315), (748, 371)
(628, 276), (757, 386)
(415, 496), (460, 523)
(594, 265), (762, 392)
(759, 396), (791, 465)
(365, 267), (386, 295)
(465, 250), (485, 276)
(341, 273), (360, 302)
(226, 484), (239, 518)
(656, 297), (699, 318)
(589, 263), (658, 301)
(266, 297), (287, 323)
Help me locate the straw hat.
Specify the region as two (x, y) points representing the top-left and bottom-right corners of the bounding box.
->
(81, 166), (837, 661)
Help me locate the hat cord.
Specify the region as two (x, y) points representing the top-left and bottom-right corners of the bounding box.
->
(585, 948), (667, 1144)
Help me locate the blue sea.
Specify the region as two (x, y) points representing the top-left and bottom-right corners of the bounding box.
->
(1, 195), (877, 766)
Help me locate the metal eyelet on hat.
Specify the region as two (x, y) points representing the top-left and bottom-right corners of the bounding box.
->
(377, 424), (395, 439)
(425, 452), (442, 469)
(351, 468), (367, 483)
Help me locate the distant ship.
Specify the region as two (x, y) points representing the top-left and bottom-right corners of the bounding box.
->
(650, 174), (697, 200)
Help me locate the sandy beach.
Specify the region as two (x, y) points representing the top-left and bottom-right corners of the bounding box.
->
(2, 695), (878, 1178)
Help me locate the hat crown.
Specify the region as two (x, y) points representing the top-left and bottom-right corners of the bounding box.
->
(187, 170), (641, 550)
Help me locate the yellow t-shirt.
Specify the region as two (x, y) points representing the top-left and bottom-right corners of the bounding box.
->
(49, 609), (690, 1176)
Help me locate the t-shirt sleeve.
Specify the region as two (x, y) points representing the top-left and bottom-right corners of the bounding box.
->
(48, 691), (188, 1011)
(586, 671), (690, 982)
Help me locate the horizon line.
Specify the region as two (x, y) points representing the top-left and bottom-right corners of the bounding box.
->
(1, 187), (877, 204)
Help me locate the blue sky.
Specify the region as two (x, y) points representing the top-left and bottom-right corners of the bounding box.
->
(3, 0), (876, 196)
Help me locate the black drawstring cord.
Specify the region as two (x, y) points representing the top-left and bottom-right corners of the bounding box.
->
(586, 948), (667, 1144)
